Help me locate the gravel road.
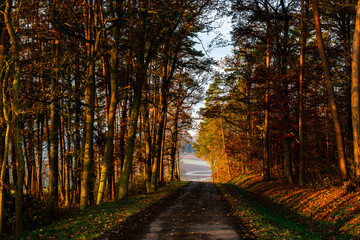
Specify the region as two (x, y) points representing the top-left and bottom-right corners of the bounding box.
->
(98, 182), (253, 240)
(135, 182), (240, 239)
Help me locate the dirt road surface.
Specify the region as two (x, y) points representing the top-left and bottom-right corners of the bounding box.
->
(99, 182), (253, 240)
(135, 182), (240, 239)
(180, 155), (211, 182)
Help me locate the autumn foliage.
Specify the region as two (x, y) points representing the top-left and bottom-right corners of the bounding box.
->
(0, 0), (218, 238)
(196, 0), (360, 186)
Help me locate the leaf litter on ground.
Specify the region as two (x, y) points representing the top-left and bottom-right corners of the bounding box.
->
(220, 173), (360, 239)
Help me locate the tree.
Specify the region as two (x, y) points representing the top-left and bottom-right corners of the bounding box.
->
(0, 53), (11, 237)
(117, 0), (150, 199)
(118, 0), (214, 198)
(80, 0), (103, 209)
(298, 0), (309, 186)
(96, 4), (122, 203)
(351, 0), (360, 181)
(3, 0), (26, 234)
(313, 0), (348, 181)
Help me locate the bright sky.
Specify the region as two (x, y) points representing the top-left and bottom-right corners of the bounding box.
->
(198, 18), (233, 60)
(190, 16), (233, 137)
(196, 15), (233, 67)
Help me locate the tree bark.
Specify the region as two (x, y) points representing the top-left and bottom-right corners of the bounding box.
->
(263, 18), (271, 181)
(74, 54), (81, 204)
(220, 119), (231, 180)
(313, 0), (348, 181)
(97, 38), (118, 205)
(118, 3), (148, 199)
(49, 75), (59, 209)
(298, 0), (308, 186)
(351, 0), (360, 180)
(36, 114), (43, 199)
(149, 60), (170, 192)
(117, 94), (128, 184)
(118, 82), (144, 198)
(170, 108), (180, 181)
(143, 102), (153, 191)
(0, 65), (10, 237)
(80, 60), (95, 209)
(4, 1), (26, 234)
(27, 118), (37, 196)
(80, 1), (102, 209)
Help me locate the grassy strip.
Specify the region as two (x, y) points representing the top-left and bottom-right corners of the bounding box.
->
(220, 184), (306, 239)
(220, 177), (357, 239)
(18, 181), (188, 240)
(232, 173), (360, 238)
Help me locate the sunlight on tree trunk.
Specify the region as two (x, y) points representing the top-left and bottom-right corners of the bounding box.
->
(4, 0), (26, 234)
(263, 16), (271, 181)
(97, 38), (118, 205)
(80, 1), (102, 209)
(351, 0), (360, 180)
(0, 66), (10, 236)
(118, 85), (143, 199)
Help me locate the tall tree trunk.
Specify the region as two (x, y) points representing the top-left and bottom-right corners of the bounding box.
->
(80, 1), (102, 209)
(220, 119), (231, 180)
(27, 118), (37, 196)
(0, 66), (10, 237)
(279, 0), (294, 184)
(60, 113), (65, 202)
(0, 22), (8, 237)
(263, 20), (271, 181)
(23, 136), (29, 193)
(118, 75), (144, 198)
(66, 102), (77, 205)
(4, 1), (26, 234)
(313, 0), (348, 180)
(170, 108), (179, 181)
(65, 116), (71, 206)
(159, 116), (167, 184)
(149, 84), (169, 192)
(117, 94), (128, 183)
(36, 115), (43, 199)
(80, 60), (95, 209)
(351, 0), (360, 180)
(143, 102), (153, 191)
(49, 75), (59, 209)
(97, 38), (118, 205)
(10, 137), (17, 190)
(118, 5), (148, 198)
(149, 39), (179, 191)
(74, 54), (81, 204)
(298, 0), (308, 186)
(344, 6), (353, 144)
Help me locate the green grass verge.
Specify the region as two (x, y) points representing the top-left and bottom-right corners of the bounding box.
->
(220, 183), (356, 240)
(18, 181), (189, 240)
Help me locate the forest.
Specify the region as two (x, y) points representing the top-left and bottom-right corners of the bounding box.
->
(2, 0), (360, 239)
(196, 0), (360, 186)
(0, 0), (218, 237)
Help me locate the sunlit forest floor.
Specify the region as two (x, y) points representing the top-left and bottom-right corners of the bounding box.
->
(221, 173), (360, 239)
